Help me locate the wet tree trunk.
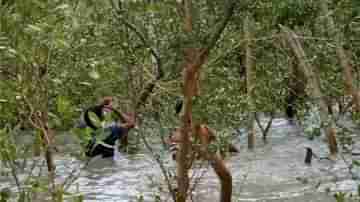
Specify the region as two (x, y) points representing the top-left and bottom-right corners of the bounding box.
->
(281, 26), (338, 157)
(111, 1), (235, 201)
(33, 131), (42, 156)
(178, 48), (211, 201)
(176, 1), (236, 201)
(27, 108), (57, 196)
(43, 127), (56, 192)
(176, 1), (194, 201)
(244, 15), (256, 150)
(320, 1), (360, 113)
(22, 45), (57, 198)
(210, 156), (232, 202)
(254, 113), (274, 144)
(195, 125), (232, 202)
(40, 70), (56, 193)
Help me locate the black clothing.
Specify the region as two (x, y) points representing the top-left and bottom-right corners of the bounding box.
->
(175, 99), (183, 115)
(82, 103), (128, 158)
(85, 125), (128, 158)
(86, 141), (115, 158)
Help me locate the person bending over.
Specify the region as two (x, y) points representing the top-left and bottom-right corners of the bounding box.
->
(79, 96), (127, 130)
(85, 114), (135, 158)
(79, 96), (135, 158)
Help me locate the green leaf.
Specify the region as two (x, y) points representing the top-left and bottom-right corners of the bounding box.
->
(56, 39), (70, 49)
(52, 78), (62, 84)
(78, 82), (92, 86)
(54, 4), (70, 11)
(7, 48), (17, 55)
(88, 70), (100, 80)
(27, 24), (43, 33)
(353, 160), (360, 167)
(56, 96), (71, 114)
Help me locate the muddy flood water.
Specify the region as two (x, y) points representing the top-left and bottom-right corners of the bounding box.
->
(1, 118), (360, 202)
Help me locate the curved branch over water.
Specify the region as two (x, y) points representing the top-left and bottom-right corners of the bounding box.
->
(109, 1), (163, 109)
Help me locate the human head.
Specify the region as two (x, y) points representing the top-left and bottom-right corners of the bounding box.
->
(101, 96), (113, 107)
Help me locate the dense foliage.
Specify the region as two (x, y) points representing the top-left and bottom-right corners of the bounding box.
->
(0, 0), (360, 201)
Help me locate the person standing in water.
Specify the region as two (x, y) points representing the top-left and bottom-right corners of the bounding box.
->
(79, 96), (135, 158)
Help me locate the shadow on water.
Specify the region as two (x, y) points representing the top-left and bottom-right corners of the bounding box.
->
(1, 118), (360, 201)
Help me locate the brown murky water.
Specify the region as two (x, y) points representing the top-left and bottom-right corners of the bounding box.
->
(1, 118), (359, 201)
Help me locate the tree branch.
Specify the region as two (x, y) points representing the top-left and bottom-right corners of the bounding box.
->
(0, 67), (17, 80)
(203, 0), (237, 54)
(139, 128), (177, 202)
(110, 2), (164, 109)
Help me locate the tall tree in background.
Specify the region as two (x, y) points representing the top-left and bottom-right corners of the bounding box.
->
(320, 0), (360, 113)
(244, 14), (256, 150)
(282, 26), (338, 157)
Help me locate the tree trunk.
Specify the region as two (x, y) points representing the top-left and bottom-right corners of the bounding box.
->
(39, 115), (57, 193)
(25, 60), (57, 197)
(281, 26), (338, 157)
(202, 153), (232, 202)
(244, 15), (256, 150)
(176, 1), (194, 201)
(176, 96), (192, 202)
(33, 131), (42, 156)
(254, 113), (274, 143)
(320, 0), (360, 113)
(195, 125), (232, 202)
(176, 1), (235, 201)
(178, 49), (209, 202)
(211, 156), (232, 202)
